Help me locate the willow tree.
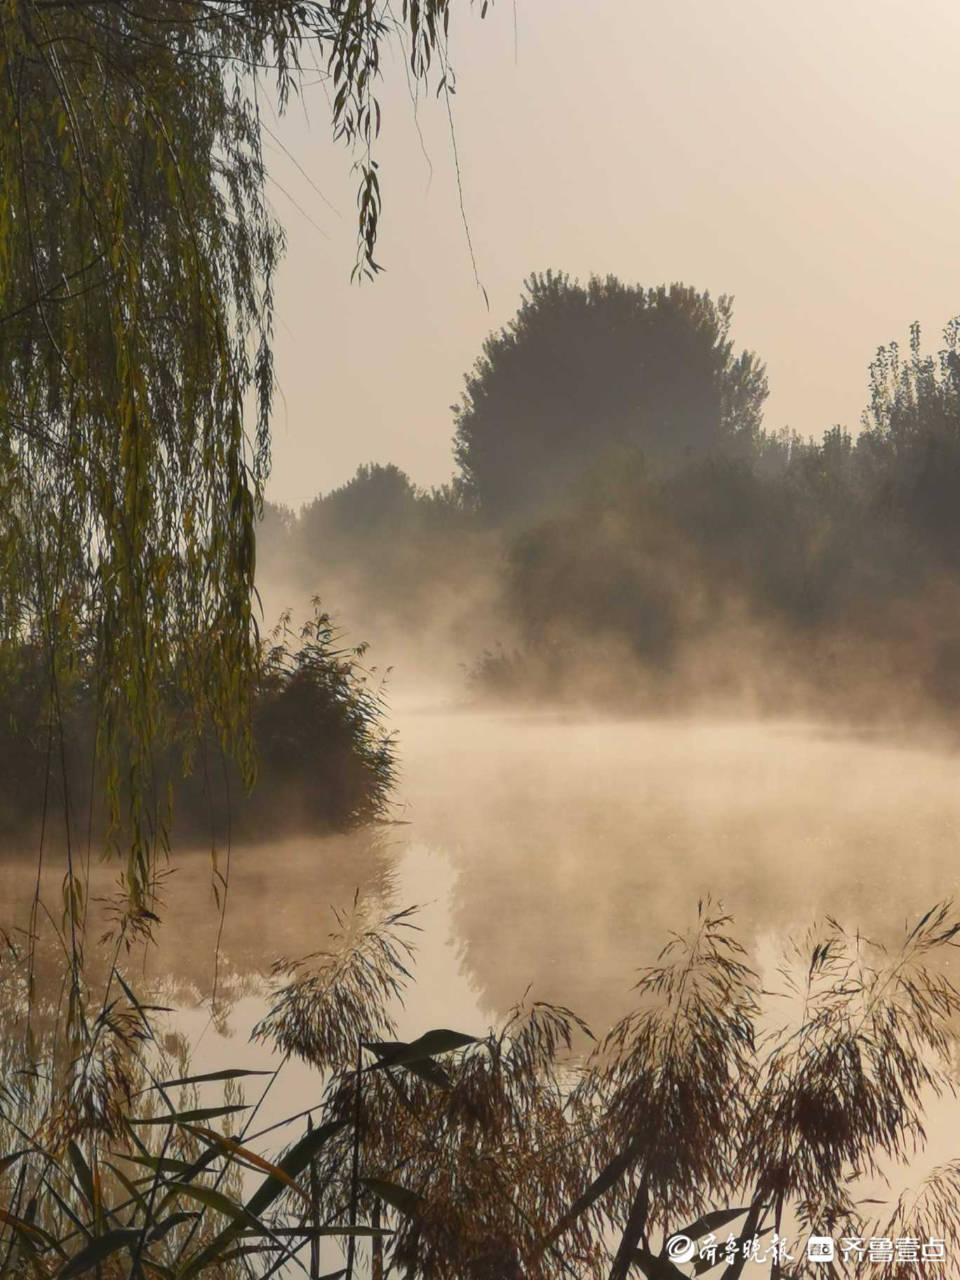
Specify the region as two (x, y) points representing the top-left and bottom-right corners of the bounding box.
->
(0, 0), (486, 924)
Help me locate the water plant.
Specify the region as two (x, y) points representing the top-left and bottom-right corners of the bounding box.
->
(3, 900), (960, 1278)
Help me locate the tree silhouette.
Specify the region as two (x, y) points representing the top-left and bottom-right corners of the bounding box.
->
(859, 319), (960, 569)
(453, 271), (768, 523)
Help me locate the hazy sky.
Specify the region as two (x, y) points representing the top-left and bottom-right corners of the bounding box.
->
(263, 0), (960, 509)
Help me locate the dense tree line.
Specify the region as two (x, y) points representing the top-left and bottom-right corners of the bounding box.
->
(256, 464), (500, 676)
(267, 277), (960, 721)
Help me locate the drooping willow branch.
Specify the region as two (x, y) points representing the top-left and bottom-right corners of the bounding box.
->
(0, 0), (489, 937)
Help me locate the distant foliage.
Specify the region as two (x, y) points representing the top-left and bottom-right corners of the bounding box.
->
(256, 465), (502, 668)
(293, 466), (479, 615)
(302, 464), (436, 545)
(252, 304), (960, 720)
(464, 315), (960, 717)
(859, 320), (960, 568)
(452, 271), (768, 523)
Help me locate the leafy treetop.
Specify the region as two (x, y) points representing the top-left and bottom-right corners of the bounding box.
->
(453, 270), (768, 523)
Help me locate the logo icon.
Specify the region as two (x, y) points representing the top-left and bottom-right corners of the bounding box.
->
(807, 1237), (835, 1263)
(666, 1235), (696, 1264)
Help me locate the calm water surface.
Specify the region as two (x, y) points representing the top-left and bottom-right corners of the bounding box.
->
(5, 708), (960, 1189)
(6, 707), (960, 1024)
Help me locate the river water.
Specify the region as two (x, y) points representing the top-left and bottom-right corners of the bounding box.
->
(6, 705), (960, 1034)
(5, 705), (960, 1248)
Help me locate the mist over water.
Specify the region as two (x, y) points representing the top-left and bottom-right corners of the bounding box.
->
(11, 14), (960, 1269)
(6, 685), (960, 1253)
(397, 704), (960, 1023)
(7, 700), (960, 1036)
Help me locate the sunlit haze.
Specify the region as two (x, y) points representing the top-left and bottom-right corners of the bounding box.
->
(10, 4), (960, 1269)
(264, 0), (960, 506)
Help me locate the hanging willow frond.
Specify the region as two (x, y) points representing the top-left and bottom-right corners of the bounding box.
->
(0, 0), (490, 925)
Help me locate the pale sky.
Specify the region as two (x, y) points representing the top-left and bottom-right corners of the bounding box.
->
(262, 0), (960, 510)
